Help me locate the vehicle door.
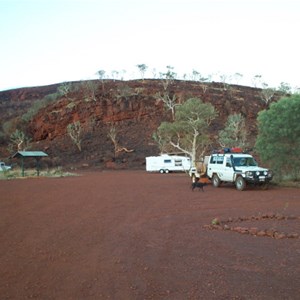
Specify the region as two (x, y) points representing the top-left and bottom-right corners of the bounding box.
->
(208, 155), (225, 179)
(221, 156), (235, 181)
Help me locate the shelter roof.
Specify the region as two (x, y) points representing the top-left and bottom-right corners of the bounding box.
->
(12, 151), (48, 158)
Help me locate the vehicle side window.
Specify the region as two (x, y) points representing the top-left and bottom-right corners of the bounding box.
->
(226, 157), (232, 167)
(217, 156), (224, 164)
(210, 156), (224, 164)
(164, 159), (171, 163)
(210, 156), (219, 164)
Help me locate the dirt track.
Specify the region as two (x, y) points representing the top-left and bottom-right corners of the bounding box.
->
(1, 171), (299, 299)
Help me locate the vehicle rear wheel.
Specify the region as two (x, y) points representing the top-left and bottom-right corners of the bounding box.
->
(235, 176), (246, 191)
(164, 169), (169, 174)
(159, 169), (164, 174)
(212, 174), (221, 187)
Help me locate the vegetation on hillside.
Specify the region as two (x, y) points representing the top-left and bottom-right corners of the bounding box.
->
(218, 113), (248, 149)
(256, 94), (300, 181)
(0, 68), (299, 185)
(156, 98), (217, 165)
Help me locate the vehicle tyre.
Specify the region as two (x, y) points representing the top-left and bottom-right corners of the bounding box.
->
(159, 169), (164, 174)
(235, 176), (246, 191)
(165, 169), (169, 174)
(212, 174), (221, 187)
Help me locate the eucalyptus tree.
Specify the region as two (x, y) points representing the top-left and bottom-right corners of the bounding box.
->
(156, 98), (217, 165)
(260, 83), (275, 105)
(136, 64), (148, 80)
(155, 92), (179, 121)
(218, 113), (248, 148)
(96, 69), (106, 91)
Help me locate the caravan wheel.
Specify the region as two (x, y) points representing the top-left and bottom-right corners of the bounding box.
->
(159, 169), (165, 174)
(165, 169), (169, 174)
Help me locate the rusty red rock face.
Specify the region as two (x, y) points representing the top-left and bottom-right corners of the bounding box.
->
(0, 80), (283, 168)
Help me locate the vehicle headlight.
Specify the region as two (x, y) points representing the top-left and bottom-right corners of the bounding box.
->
(264, 171), (268, 176)
(256, 171), (260, 176)
(246, 171), (253, 177)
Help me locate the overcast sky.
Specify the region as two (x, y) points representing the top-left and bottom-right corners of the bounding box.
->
(0, 0), (299, 91)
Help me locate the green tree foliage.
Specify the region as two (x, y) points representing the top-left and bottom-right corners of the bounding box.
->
(136, 64), (148, 80)
(255, 94), (300, 180)
(252, 74), (263, 88)
(159, 65), (177, 91)
(218, 113), (247, 148)
(96, 69), (106, 91)
(2, 119), (18, 138)
(58, 82), (74, 99)
(157, 98), (217, 165)
(277, 82), (292, 95)
(96, 69), (106, 80)
(21, 92), (60, 122)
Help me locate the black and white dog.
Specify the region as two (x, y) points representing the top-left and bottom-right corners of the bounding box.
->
(191, 181), (207, 192)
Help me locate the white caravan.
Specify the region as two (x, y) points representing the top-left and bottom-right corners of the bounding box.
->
(146, 154), (191, 173)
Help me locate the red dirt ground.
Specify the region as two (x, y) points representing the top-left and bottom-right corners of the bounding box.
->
(0, 171), (299, 299)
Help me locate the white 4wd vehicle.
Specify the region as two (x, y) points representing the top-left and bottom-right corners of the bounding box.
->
(207, 151), (273, 191)
(0, 162), (12, 172)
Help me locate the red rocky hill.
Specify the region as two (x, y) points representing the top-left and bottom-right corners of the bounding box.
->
(0, 79), (281, 170)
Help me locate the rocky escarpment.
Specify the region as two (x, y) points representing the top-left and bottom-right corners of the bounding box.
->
(0, 79), (281, 169)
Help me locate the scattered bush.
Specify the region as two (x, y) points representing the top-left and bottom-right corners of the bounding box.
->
(21, 92), (60, 122)
(0, 167), (78, 179)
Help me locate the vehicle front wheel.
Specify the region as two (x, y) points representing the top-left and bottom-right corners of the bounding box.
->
(159, 169), (164, 174)
(235, 176), (246, 191)
(212, 174), (221, 187)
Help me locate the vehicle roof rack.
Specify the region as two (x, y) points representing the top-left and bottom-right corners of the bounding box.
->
(212, 147), (243, 154)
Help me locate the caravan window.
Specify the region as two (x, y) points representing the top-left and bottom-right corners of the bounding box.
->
(164, 159), (172, 163)
(174, 159), (182, 166)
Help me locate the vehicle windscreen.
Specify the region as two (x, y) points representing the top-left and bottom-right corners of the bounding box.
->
(233, 157), (257, 167)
